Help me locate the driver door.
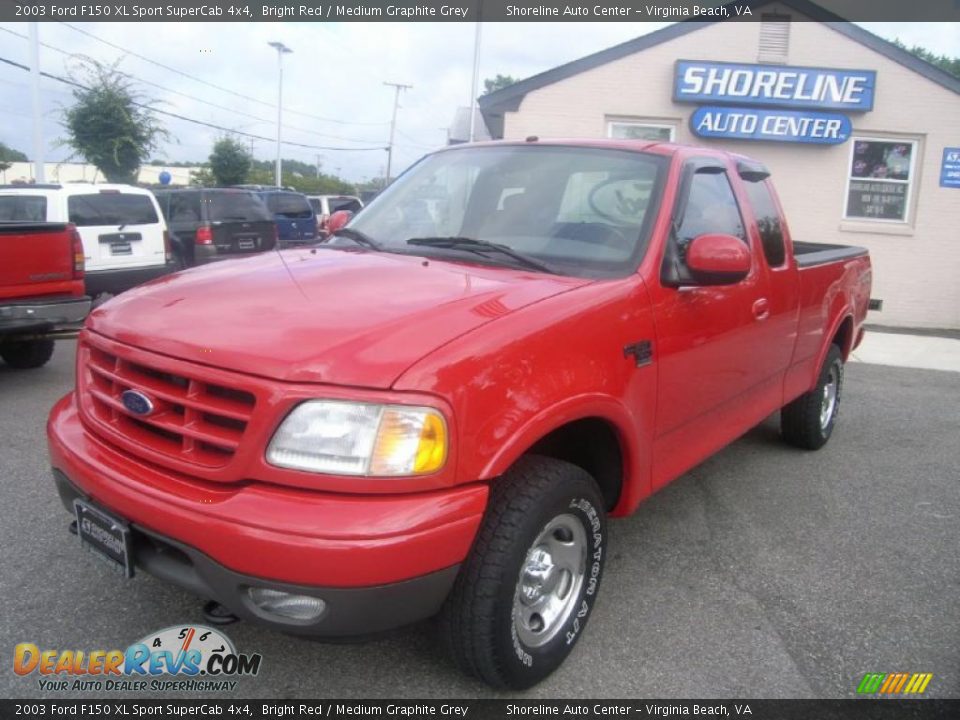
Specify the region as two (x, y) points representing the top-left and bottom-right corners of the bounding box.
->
(649, 161), (772, 489)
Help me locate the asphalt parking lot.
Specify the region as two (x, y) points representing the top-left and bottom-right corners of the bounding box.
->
(1, 340), (957, 700)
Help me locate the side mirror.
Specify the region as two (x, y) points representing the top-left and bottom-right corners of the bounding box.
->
(327, 210), (353, 235)
(686, 233), (751, 285)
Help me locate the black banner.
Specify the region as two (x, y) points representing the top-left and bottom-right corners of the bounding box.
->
(2, 0), (960, 23)
(3, 700), (960, 720)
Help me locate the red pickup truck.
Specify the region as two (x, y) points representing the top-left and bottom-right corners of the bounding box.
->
(1, 222), (89, 369)
(47, 140), (871, 688)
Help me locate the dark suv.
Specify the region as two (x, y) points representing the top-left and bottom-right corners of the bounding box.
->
(154, 189), (277, 266)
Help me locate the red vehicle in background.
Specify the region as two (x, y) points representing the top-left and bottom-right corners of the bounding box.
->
(47, 140), (871, 688)
(1, 222), (90, 369)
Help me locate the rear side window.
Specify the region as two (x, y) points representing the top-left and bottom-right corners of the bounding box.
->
(742, 180), (786, 267)
(68, 193), (159, 227)
(208, 192), (271, 222)
(265, 193), (312, 219)
(165, 193), (202, 222)
(677, 172), (745, 243)
(0, 195), (47, 221)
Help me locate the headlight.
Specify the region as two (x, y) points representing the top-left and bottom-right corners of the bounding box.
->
(266, 400), (447, 476)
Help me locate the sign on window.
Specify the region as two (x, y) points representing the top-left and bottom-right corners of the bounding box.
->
(845, 140), (914, 222)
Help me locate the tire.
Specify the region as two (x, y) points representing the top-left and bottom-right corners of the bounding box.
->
(781, 344), (844, 450)
(0, 339), (55, 369)
(440, 455), (607, 689)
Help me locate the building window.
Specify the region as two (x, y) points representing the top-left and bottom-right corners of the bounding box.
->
(844, 138), (917, 223)
(608, 121), (675, 142)
(758, 14), (791, 63)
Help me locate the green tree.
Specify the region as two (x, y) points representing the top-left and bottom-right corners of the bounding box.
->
(483, 74), (519, 95)
(893, 39), (960, 78)
(0, 141), (28, 173)
(208, 137), (251, 186)
(189, 167), (216, 187)
(61, 58), (167, 184)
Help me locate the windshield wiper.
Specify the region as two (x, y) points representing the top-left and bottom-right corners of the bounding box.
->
(406, 236), (556, 274)
(330, 227), (382, 251)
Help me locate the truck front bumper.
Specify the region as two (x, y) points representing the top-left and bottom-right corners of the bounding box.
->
(47, 393), (487, 637)
(0, 295), (91, 334)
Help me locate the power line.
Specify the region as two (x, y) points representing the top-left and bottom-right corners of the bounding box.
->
(0, 25), (385, 144)
(58, 23), (391, 127)
(0, 55), (387, 153)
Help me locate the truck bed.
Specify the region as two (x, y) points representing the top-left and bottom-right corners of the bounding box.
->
(793, 241), (868, 268)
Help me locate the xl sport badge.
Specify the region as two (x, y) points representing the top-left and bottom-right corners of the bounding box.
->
(121, 390), (154, 416)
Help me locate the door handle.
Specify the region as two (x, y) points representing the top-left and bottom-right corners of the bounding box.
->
(752, 298), (770, 321)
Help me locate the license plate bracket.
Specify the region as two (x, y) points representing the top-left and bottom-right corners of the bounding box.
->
(74, 499), (134, 578)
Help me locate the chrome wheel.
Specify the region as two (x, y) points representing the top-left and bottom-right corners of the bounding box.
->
(513, 513), (587, 648)
(820, 365), (839, 431)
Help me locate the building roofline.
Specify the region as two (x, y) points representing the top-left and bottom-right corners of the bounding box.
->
(478, 0), (959, 122)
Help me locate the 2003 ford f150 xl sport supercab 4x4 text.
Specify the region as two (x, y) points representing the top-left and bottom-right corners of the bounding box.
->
(48, 140), (871, 688)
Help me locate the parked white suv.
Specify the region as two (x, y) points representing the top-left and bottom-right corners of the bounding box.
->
(0, 183), (172, 300)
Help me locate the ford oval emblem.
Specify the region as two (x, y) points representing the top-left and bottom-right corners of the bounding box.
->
(121, 390), (154, 416)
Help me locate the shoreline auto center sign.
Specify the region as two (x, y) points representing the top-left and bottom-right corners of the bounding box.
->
(675, 60), (876, 144)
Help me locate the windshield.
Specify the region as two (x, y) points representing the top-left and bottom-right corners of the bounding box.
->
(345, 145), (666, 277)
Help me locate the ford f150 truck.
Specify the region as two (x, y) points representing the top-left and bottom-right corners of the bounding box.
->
(48, 140), (871, 689)
(1, 222), (90, 369)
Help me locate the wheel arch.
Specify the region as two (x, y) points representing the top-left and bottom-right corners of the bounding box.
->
(477, 396), (643, 513)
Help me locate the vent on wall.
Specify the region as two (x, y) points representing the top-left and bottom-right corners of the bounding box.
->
(758, 14), (791, 63)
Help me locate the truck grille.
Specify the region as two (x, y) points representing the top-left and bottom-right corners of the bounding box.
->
(79, 334), (256, 469)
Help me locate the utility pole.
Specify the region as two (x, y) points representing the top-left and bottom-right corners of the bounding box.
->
(315, 153), (322, 179)
(268, 41), (292, 187)
(28, 22), (45, 182)
(384, 81), (412, 184)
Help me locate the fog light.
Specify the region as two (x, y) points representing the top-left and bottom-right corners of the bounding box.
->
(247, 587), (326, 621)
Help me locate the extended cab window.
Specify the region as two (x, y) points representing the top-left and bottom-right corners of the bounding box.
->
(0, 195), (47, 222)
(68, 193), (158, 227)
(677, 172), (745, 243)
(743, 180), (786, 267)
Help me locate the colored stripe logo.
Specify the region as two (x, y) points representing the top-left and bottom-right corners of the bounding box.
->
(857, 672), (933, 694)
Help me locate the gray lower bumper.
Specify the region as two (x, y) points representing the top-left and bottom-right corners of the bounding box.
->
(0, 296), (91, 334)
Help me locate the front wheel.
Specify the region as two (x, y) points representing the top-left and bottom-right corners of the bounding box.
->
(440, 455), (607, 689)
(781, 344), (844, 450)
(0, 339), (56, 369)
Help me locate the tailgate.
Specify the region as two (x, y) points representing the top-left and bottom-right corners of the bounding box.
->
(212, 220), (276, 253)
(0, 223), (75, 296)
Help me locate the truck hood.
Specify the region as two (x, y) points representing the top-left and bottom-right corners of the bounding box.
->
(88, 248), (588, 388)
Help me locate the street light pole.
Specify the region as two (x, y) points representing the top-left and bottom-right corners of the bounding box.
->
(468, 21), (482, 142)
(268, 41), (292, 187)
(28, 22), (45, 183)
(384, 81), (412, 185)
